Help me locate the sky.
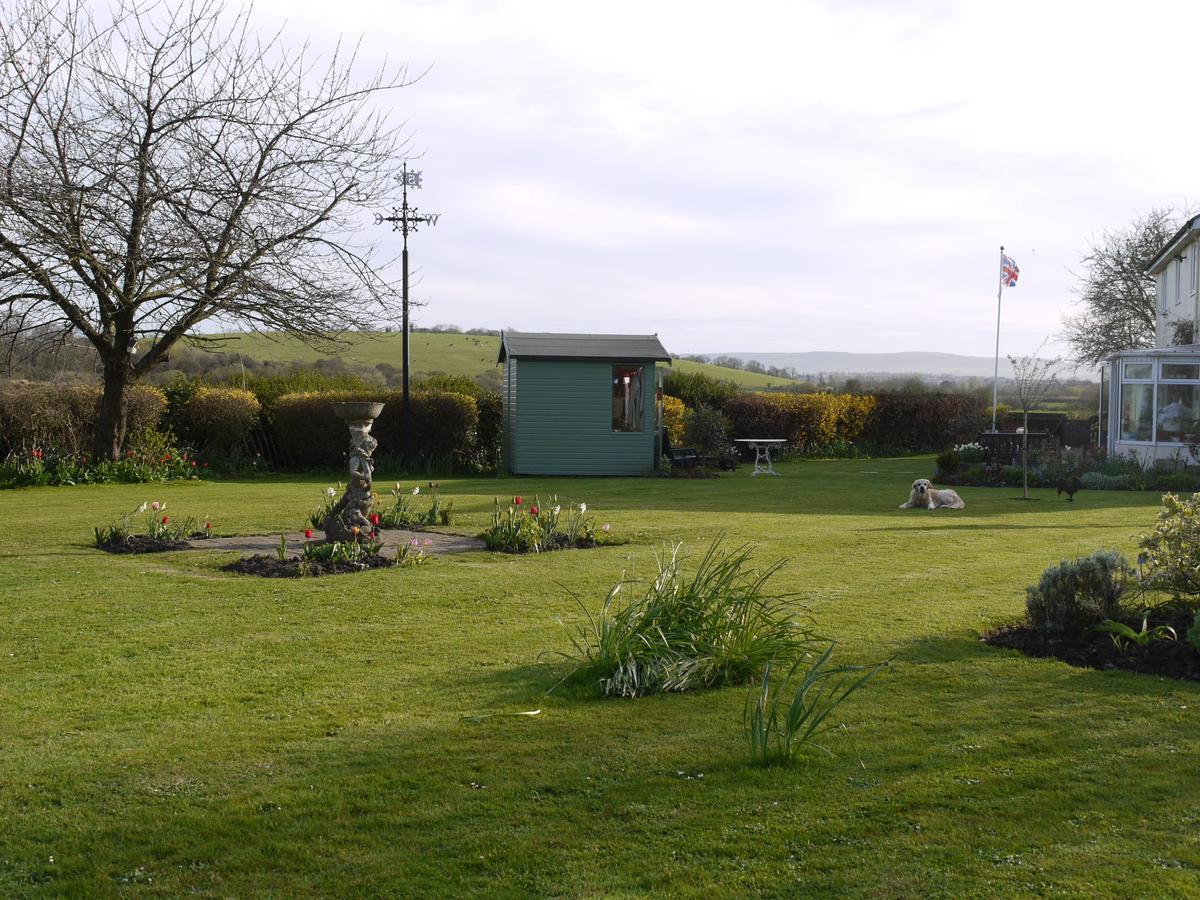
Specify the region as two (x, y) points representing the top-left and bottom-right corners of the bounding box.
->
(249, 0), (1200, 361)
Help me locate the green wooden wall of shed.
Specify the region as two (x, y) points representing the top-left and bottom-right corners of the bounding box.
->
(503, 359), (658, 475)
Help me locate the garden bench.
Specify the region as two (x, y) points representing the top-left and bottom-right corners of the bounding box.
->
(661, 429), (737, 471)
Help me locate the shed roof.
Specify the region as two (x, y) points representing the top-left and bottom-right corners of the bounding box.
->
(497, 331), (671, 363)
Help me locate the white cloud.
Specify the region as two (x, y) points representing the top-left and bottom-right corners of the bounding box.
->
(243, 0), (1200, 358)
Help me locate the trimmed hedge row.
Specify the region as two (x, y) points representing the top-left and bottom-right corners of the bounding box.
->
(0, 381), (167, 456)
(171, 386), (261, 455)
(859, 392), (986, 452)
(272, 389), (478, 468)
(721, 390), (985, 455)
(724, 393), (877, 452)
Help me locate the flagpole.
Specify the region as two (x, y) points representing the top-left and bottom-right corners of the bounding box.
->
(991, 245), (1004, 432)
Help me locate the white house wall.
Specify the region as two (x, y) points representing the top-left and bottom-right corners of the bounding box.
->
(1156, 246), (1200, 346)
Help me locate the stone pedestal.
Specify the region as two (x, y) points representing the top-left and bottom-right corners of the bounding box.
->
(324, 401), (385, 542)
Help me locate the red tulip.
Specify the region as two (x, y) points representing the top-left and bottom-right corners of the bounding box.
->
(370, 513), (381, 526)
(514, 496), (523, 506)
(304, 528), (313, 539)
(161, 516), (169, 524)
(530, 506), (539, 516)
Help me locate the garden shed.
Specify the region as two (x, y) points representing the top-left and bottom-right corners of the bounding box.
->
(498, 331), (671, 475)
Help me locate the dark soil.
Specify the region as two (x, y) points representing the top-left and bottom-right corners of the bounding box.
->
(96, 533), (210, 554)
(222, 552), (397, 578)
(984, 609), (1200, 681)
(542, 534), (599, 551)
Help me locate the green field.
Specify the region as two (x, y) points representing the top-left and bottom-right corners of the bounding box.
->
(2, 460), (1197, 896)
(188, 330), (800, 389)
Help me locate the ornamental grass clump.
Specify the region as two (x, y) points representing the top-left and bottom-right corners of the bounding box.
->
(558, 538), (819, 697)
(745, 645), (887, 766)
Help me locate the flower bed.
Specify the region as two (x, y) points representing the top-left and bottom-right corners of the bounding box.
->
(223, 552), (398, 578)
(93, 501), (213, 553)
(934, 445), (1200, 493)
(984, 609), (1200, 681)
(224, 534), (429, 578)
(481, 496), (613, 553)
(984, 494), (1200, 680)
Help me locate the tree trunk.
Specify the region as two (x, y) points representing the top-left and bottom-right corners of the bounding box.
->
(1022, 409), (1029, 499)
(93, 354), (133, 461)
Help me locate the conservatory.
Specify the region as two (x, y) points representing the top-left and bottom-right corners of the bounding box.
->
(1105, 346), (1200, 465)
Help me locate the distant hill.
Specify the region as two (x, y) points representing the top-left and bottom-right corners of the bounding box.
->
(714, 351), (1095, 380)
(185, 331), (800, 390)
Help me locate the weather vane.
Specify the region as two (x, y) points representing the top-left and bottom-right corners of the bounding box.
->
(374, 160), (442, 455)
(374, 161), (441, 244)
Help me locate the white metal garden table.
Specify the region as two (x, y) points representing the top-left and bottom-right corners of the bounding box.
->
(734, 438), (786, 476)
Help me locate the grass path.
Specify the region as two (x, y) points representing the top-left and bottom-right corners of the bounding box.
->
(1, 457), (1197, 896)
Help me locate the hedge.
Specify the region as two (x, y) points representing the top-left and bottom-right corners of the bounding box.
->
(663, 395), (687, 446)
(272, 389), (478, 468)
(0, 381), (167, 456)
(663, 370), (740, 409)
(723, 392), (876, 452)
(718, 390), (985, 454)
(173, 386), (261, 455)
(860, 392), (986, 452)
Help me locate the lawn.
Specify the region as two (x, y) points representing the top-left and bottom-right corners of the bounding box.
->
(2, 458), (1197, 896)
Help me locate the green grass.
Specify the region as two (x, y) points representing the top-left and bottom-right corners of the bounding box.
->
(189, 330), (798, 389)
(2, 458), (1198, 895)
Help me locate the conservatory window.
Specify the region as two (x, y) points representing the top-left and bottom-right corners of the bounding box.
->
(1120, 382), (1154, 441)
(1156, 384), (1200, 443)
(1162, 362), (1200, 380)
(612, 365), (644, 432)
(1123, 362), (1153, 380)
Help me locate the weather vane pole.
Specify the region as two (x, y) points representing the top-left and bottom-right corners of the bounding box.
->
(375, 161), (441, 456)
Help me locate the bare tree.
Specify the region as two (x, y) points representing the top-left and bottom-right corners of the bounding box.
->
(1008, 343), (1064, 499)
(0, 0), (413, 458)
(1061, 208), (1186, 368)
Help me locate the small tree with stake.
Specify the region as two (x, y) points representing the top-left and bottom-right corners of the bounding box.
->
(1008, 343), (1064, 499)
(0, 0), (413, 459)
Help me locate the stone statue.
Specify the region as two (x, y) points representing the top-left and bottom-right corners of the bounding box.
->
(324, 402), (385, 541)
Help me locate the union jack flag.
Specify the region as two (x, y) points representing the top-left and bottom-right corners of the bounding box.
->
(1001, 253), (1019, 287)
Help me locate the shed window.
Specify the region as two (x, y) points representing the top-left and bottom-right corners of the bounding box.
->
(612, 365), (644, 432)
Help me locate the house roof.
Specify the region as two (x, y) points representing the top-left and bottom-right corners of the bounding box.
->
(497, 331), (671, 363)
(1103, 344), (1200, 361)
(1145, 213), (1200, 275)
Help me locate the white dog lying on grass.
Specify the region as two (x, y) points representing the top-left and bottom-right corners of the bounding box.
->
(899, 478), (965, 510)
